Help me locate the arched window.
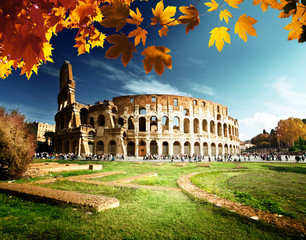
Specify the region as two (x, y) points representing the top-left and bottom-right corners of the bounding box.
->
(80, 108), (88, 125)
(211, 143), (216, 156)
(139, 117), (146, 132)
(202, 119), (208, 133)
(127, 141), (135, 156)
(98, 115), (105, 126)
(210, 120), (215, 134)
(218, 143), (223, 155)
(112, 107), (118, 114)
(217, 122), (222, 136)
(161, 116), (169, 131)
(223, 123), (228, 137)
(89, 117), (95, 128)
(150, 141), (158, 155)
(194, 142), (200, 155)
(118, 117), (124, 127)
(173, 141), (181, 155)
(140, 108), (146, 115)
(162, 142), (169, 155)
(128, 117), (135, 130)
(108, 140), (116, 155)
(184, 118), (190, 133)
(97, 141), (104, 154)
(203, 142), (208, 156)
(150, 116), (157, 132)
(193, 118), (199, 133)
(173, 116), (180, 131)
(183, 109), (189, 116)
(184, 141), (190, 155)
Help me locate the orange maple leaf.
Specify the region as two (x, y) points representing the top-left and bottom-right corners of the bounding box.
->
(235, 14), (257, 42)
(100, 0), (130, 31)
(141, 46), (172, 76)
(128, 27), (148, 46)
(208, 27), (231, 52)
(151, 0), (177, 26)
(284, 21), (303, 40)
(159, 26), (169, 37)
(253, 0), (269, 12)
(224, 0), (244, 8)
(178, 5), (200, 33)
(127, 8), (143, 25)
(106, 33), (137, 66)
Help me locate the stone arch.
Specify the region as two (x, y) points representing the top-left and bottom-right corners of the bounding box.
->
(223, 123), (228, 137)
(210, 120), (215, 134)
(229, 125), (232, 136)
(139, 140), (146, 156)
(161, 116), (169, 131)
(173, 116), (180, 132)
(97, 141), (104, 155)
(139, 108), (146, 115)
(108, 140), (116, 155)
(127, 141), (135, 156)
(217, 114), (221, 120)
(128, 116), (135, 130)
(224, 144), (228, 154)
(202, 119), (208, 133)
(218, 143), (223, 155)
(173, 141), (181, 155)
(162, 142), (169, 155)
(118, 117), (124, 127)
(229, 144), (234, 154)
(139, 117), (146, 132)
(89, 117), (95, 128)
(150, 140), (158, 155)
(184, 118), (190, 133)
(80, 108), (88, 125)
(98, 115), (105, 126)
(232, 126), (234, 136)
(112, 107), (118, 114)
(211, 142), (216, 156)
(194, 118), (199, 133)
(150, 116), (158, 132)
(203, 142), (208, 156)
(65, 140), (70, 153)
(194, 142), (200, 155)
(217, 122), (222, 137)
(184, 141), (190, 155)
(183, 108), (189, 116)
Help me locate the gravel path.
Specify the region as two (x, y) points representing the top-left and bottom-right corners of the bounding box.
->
(177, 172), (306, 235)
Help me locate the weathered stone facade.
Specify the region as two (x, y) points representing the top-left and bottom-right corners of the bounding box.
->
(55, 61), (240, 157)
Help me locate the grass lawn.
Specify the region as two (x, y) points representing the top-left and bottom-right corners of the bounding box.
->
(0, 161), (305, 239)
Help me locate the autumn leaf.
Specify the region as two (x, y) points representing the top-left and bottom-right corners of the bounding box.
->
(141, 46), (172, 76)
(208, 27), (231, 51)
(224, 0), (244, 8)
(284, 21), (303, 40)
(219, 9), (232, 24)
(106, 33), (137, 66)
(127, 8), (143, 25)
(205, 0), (219, 12)
(293, 3), (306, 23)
(178, 5), (200, 33)
(235, 14), (257, 42)
(74, 35), (90, 55)
(151, 1), (177, 26)
(100, 0), (130, 31)
(253, 0), (269, 12)
(159, 26), (169, 37)
(128, 27), (148, 46)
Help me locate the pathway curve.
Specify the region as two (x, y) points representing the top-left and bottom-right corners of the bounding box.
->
(177, 172), (306, 235)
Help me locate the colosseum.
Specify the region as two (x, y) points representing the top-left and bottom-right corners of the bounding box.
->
(55, 61), (240, 157)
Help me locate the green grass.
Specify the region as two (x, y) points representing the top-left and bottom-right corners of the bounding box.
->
(0, 161), (305, 239)
(191, 163), (306, 221)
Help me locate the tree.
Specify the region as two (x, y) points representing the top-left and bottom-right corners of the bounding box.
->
(276, 117), (306, 146)
(0, 0), (305, 79)
(0, 107), (36, 180)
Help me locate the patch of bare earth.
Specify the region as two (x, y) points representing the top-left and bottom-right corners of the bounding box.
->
(177, 172), (306, 235)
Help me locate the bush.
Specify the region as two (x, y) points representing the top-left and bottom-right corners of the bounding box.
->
(0, 108), (36, 180)
(301, 145), (306, 150)
(288, 146), (296, 152)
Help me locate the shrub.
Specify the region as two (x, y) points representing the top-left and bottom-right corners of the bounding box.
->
(301, 145), (306, 150)
(288, 146), (296, 152)
(0, 108), (36, 180)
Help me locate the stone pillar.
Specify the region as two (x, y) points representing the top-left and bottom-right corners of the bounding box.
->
(158, 140), (162, 156)
(135, 139), (139, 157)
(190, 142), (194, 155)
(169, 140), (174, 156)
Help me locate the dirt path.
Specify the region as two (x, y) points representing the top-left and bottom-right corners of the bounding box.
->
(177, 172), (306, 235)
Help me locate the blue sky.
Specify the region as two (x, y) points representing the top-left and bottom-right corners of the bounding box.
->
(0, 0), (305, 140)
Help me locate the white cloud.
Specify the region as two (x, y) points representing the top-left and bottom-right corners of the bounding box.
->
(40, 65), (59, 78)
(190, 83), (215, 96)
(187, 57), (205, 67)
(238, 112), (289, 141)
(122, 79), (190, 96)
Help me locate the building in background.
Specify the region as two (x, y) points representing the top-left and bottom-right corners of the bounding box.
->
(30, 122), (55, 144)
(55, 61), (240, 156)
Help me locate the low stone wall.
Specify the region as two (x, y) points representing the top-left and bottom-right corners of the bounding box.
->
(0, 182), (119, 212)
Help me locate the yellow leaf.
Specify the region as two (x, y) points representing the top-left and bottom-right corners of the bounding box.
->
(293, 4), (306, 23)
(205, 0), (219, 12)
(151, 1), (177, 26)
(235, 14), (257, 42)
(208, 27), (231, 52)
(127, 8), (143, 25)
(141, 46), (172, 76)
(284, 21), (303, 40)
(253, 0), (269, 12)
(178, 5), (200, 33)
(224, 0), (244, 8)
(128, 27), (148, 46)
(159, 26), (169, 37)
(219, 9), (232, 24)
